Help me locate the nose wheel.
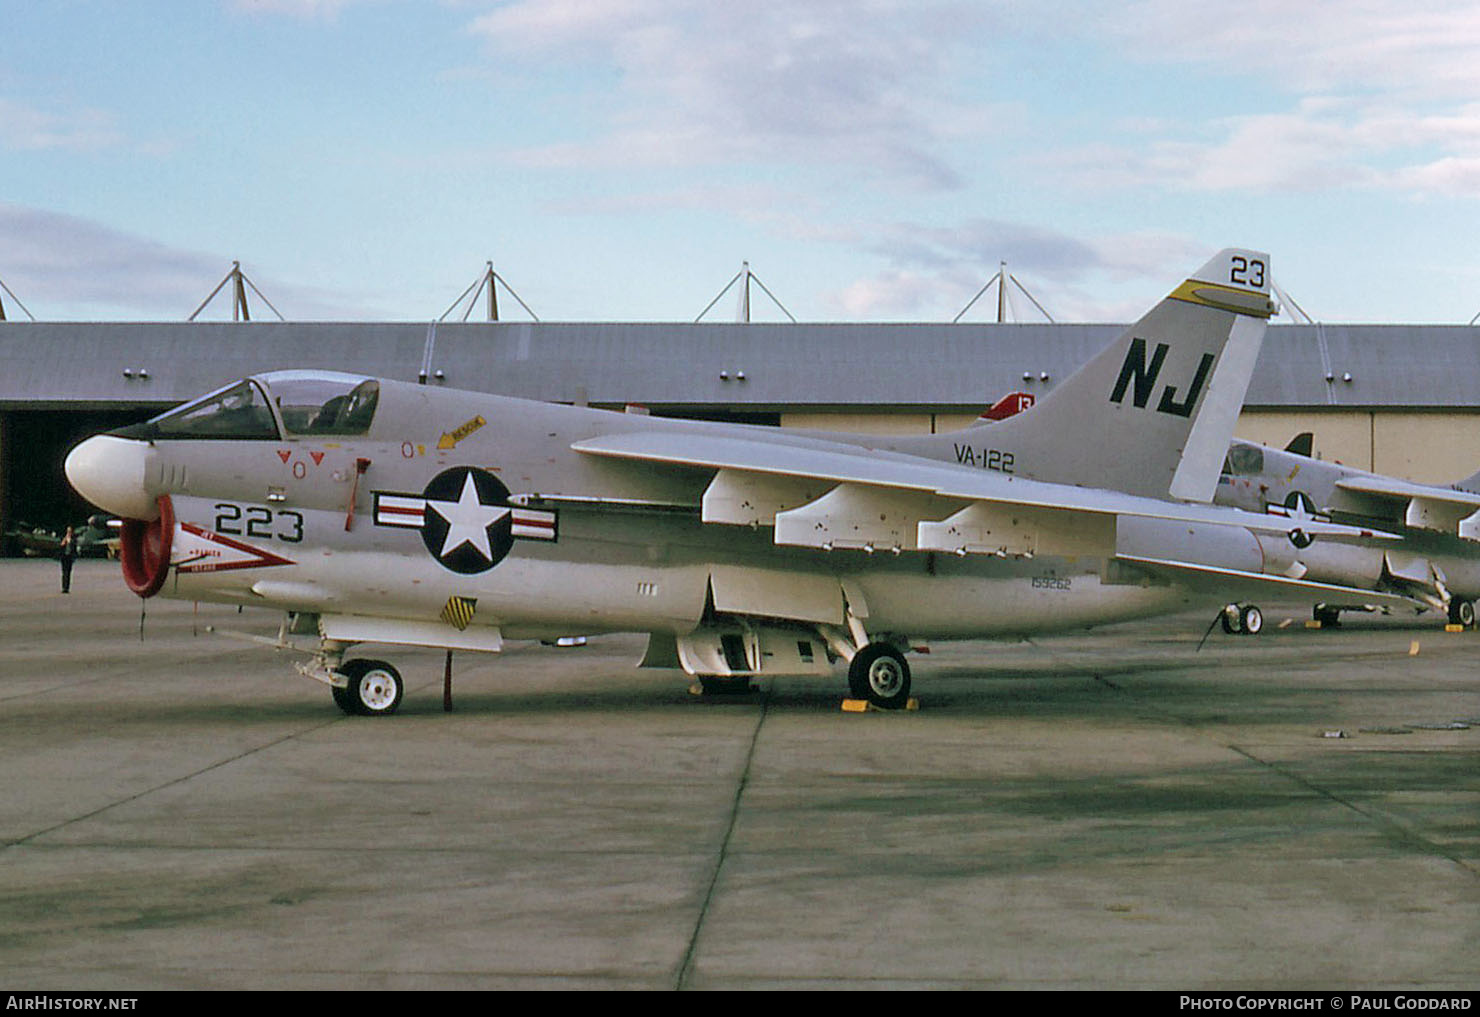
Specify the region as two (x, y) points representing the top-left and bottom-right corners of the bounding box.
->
(334, 659), (405, 716)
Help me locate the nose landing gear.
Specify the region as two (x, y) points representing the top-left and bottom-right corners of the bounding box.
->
(332, 659), (405, 716)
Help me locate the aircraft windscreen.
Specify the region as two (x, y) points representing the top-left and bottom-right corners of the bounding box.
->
(137, 380), (279, 440)
(1225, 445), (1265, 476)
(269, 374), (380, 436)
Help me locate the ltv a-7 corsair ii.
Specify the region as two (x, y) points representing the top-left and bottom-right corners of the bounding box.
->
(64, 249), (1393, 714)
(1205, 435), (1480, 630)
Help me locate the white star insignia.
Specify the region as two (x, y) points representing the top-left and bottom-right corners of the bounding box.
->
(425, 473), (509, 561)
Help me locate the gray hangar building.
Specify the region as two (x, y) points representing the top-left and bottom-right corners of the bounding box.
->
(3, 318), (1480, 551)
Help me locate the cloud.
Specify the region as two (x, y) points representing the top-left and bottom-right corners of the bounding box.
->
(822, 221), (1207, 320)
(1113, 0), (1480, 101)
(468, 0), (991, 191)
(1042, 96), (1480, 199)
(1041, 1), (1480, 199)
(228, 0), (370, 18)
(0, 98), (126, 153)
(0, 204), (369, 320)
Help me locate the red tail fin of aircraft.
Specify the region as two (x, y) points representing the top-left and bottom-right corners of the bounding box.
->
(978, 391), (1036, 421)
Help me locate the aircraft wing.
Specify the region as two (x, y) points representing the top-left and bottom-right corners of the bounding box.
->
(572, 431), (1396, 558)
(1116, 554), (1426, 613)
(1334, 476), (1480, 533)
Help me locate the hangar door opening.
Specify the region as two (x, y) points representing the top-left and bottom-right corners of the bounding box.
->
(1, 408), (154, 556)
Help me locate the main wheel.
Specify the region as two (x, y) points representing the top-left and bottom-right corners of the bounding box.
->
(337, 659), (404, 716)
(847, 643), (911, 710)
(1239, 604), (1263, 636)
(1449, 599), (1475, 628)
(1220, 605), (1239, 634)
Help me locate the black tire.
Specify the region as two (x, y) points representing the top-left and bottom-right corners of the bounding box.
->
(338, 658), (404, 716)
(1449, 599), (1475, 628)
(697, 675), (754, 695)
(331, 681), (354, 714)
(847, 643), (911, 710)
(1314, 605), (1341, 628)
(1239, 604), (1263, 636)
(1220, 608), (1239, 635)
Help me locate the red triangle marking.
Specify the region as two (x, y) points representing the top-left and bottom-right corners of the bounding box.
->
(277, 449), (291, 463)
(310, 451), (325, 465)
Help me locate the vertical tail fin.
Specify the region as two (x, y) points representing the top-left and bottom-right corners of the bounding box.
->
(979, 391), (1036, 421)
(888, 249), (1275, 502)
(1284, 432), (1314, 457)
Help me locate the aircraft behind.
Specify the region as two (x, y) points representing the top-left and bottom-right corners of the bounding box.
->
(1206, 435), (1480, 628)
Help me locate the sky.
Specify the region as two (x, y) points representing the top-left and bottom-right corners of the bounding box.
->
(1, 0), (1478, 324)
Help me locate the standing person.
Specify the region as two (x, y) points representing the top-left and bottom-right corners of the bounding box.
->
(59, 526), (77, 594)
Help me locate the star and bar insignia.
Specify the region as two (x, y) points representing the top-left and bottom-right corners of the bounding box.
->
(1264, 490), (1329, 549)
(373, 466), (556, 574)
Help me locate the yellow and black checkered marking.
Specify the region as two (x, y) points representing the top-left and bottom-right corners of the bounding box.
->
(440, 595), (477, 631)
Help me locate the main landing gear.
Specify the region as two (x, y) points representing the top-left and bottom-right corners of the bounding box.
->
(1220, 603), (1263, 636)
(681, 621), (916, 710)
(847, 642), (912, 710)
(1448, 598), (1476, 629)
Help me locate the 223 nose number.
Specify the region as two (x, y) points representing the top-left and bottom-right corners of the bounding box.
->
(214, 503), (304, 543)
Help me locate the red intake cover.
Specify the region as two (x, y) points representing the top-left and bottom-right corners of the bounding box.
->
(120, 495), (174, 598)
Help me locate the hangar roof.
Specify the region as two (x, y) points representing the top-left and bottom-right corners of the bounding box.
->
(1, 320), (1477, 411)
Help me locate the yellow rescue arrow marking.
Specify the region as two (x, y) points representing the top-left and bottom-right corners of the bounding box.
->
(437, 415), (486, 450)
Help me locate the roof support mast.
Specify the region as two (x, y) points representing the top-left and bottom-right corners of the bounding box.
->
(188, 262), (284, 322)
(696, 261), (796, 323)
(954, 262), (1055, 323)
(0, 274), (37, 321)
(439, 262), (539, 322)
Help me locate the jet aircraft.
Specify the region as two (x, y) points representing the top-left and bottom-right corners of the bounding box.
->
(962, 404), (1480, 634)
(1206, 436), (1480, 629)
(64, 248), (1396, 715)
(5, 514), (119, 558)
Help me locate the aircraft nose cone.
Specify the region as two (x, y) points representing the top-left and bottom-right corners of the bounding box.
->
(64, 435), (159, 520)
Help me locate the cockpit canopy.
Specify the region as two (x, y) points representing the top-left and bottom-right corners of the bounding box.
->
(117, 371), (380, 440)
(267, 371), (380, 436)
(1222, 443), (1265, 477)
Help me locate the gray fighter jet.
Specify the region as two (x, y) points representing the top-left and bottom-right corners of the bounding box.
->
(1202, 435), (1480, 629)
(64, 248), (1395, 715)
